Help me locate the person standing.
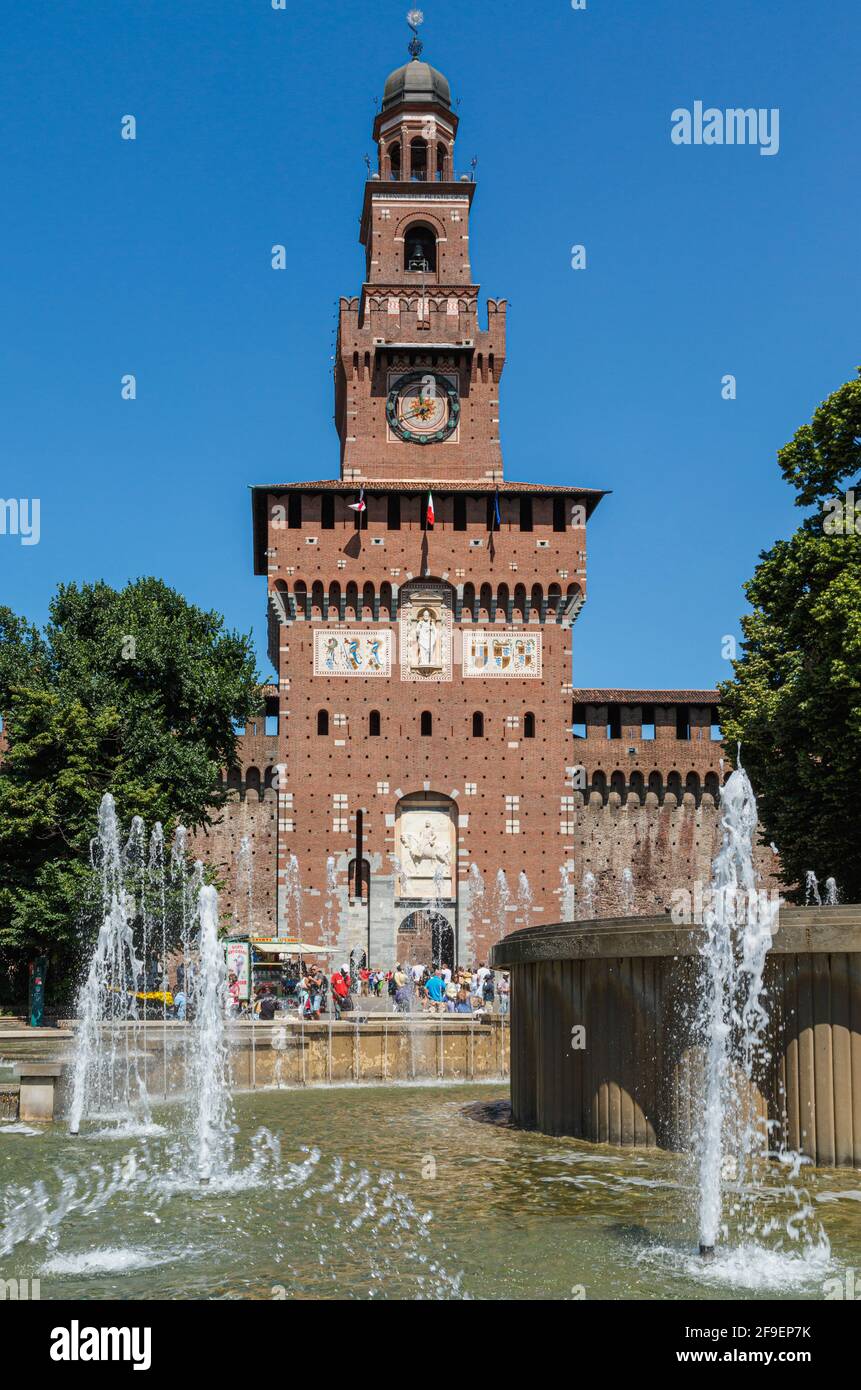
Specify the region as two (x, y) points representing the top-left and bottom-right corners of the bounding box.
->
(498, 972), (511, 1016)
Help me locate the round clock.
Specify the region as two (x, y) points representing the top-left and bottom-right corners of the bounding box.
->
(386, 371), (460, 445)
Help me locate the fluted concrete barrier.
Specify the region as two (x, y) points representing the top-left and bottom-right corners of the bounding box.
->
(490, 906), (861, 1169)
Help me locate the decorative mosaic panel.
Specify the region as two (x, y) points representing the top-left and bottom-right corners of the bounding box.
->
(399, 582), (453, 683)
(463, 630), (542, 678)
(313, 630), (391, 677)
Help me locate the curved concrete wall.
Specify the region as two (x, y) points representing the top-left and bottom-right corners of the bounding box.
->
(490, 906), (861, 1168)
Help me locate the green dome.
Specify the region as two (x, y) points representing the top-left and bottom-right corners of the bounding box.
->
(382, 58), (451, 112)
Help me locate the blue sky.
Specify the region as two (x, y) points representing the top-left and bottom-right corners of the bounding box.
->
(1, 0), (858, 688)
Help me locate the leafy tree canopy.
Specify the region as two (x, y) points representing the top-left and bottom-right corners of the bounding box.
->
(720, 369), (861, 902)
(0, 578), (260, 994)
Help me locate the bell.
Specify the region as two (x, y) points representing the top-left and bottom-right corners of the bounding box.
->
(408, 243), (429, 271)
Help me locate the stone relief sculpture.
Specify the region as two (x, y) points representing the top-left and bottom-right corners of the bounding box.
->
(399, 582), (453, 682)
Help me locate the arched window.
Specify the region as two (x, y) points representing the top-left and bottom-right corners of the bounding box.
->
(667, 771), (683, 802)
(436, 142), (448, 181)
(462, 582), (476, 621)
(389, 141), (401, 181)
(421, 711), (433, 737)
(369, 710), (381, 737)
(317, 710), (329, 736)
(472, 711), (484, 737)
(345, 582), (359, 620)
(409, 137), (428, 182)
(524, 712), (536, 739)
(479, 583), (493, 621)
(404, 222), (437, 272)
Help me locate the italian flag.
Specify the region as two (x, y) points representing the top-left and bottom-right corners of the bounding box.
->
(426, 491), (435, 527)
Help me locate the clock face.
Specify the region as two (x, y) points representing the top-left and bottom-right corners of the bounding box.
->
(386, 371), (460, 445)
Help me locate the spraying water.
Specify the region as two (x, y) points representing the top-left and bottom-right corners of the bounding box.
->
(581, 871), (596, 919)
(516, 871), (533, 926)
(805, 871), (822, 908)
(68, 796), (151, 1136)
(824, 877), (839, 906)
(191, 884), (234, 1183)
(491, 870), (511, 940)
(236, 835), (254, 934)
(696, 765), (779, 1255)
(620, 867), (635, 916)
(559, 865), (576, 922)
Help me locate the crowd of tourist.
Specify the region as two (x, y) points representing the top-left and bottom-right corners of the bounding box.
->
(222, 960), (510, 1020)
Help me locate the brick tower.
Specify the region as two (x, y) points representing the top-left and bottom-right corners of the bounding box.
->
(251, 27), (605, 967)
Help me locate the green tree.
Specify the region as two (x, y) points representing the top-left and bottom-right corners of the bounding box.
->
(719, 370), (861, 902)
(0, 579), (260, 999)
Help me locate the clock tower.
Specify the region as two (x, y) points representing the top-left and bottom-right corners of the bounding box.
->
(335, 20), (506, 484)
(251, 20), (605, 967)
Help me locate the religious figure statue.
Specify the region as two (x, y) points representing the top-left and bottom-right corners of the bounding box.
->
(414, 609), (438, 668)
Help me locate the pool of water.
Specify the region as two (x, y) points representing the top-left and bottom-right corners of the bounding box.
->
(2, 1084), (859, 1300)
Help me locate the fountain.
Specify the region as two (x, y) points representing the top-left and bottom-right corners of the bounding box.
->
(236, 835), (254, 934)
(282, 853), (303, 938)
(581, 870), (596, 919)
(516, 871), (533, 927)
(559, 865), (576, 922)
(191, 885), (234, 1183)
(620, 866), (635, 916)
(805, 870), (822, 907)
(825, 877), (839, 906)
(491, 869), (511, 942)
(696, 765), (780, 1258)
(68, 796), (152, 1136)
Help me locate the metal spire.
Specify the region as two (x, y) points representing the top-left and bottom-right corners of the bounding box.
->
(407, 9), (424, 61)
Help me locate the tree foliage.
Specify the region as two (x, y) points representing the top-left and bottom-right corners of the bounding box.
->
(719, 369), (861, 902)
(0, 578), (259, 999)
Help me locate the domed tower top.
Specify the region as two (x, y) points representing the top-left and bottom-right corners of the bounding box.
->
(382, 10), (452, 112)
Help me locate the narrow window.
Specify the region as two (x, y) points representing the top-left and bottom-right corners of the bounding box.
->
(519, 496), (533, 532)
(369, 710), (381, 737)
(524, 712), (536, 739)
(454, 495), (467, 531)
(607, 705), (622, 741)
(421, 711), (433, 737)
(321, 494), (335, 529)
(553, 497), (566, 532)
(317, 710), (329, 736)
(641, 704), (655, 741)
(676, 705), (691, 741)
(710, 705), (721, 742)
(571, 703), (587, 739)
(387, 494), (401, 530)
(472, 711), (484, 737)
(288, 494), (302, 529)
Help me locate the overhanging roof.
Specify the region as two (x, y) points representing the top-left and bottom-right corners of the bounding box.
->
(571, 689), (720, 705)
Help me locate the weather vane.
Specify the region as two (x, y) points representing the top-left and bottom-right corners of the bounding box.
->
(407, 9), (424, 60)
